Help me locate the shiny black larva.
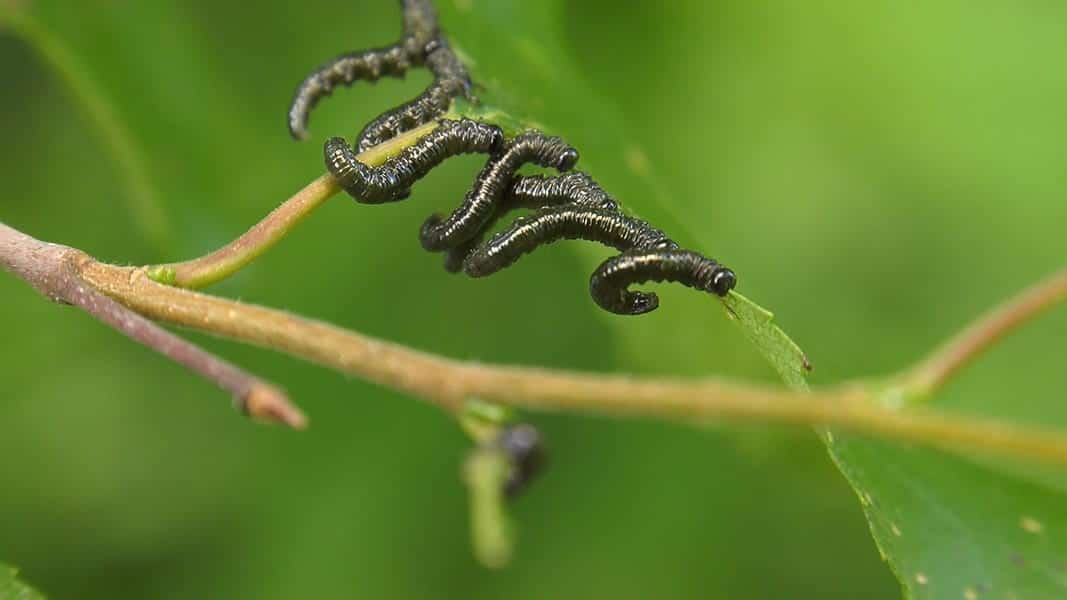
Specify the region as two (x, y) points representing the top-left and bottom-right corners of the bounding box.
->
(436, 171), (616, 273)
(419, 131), (579, 253)
(325, 118), (502, 203)
(355, 40), (473, 152)
(462, 205), (677, 279)
(590, 249), (736, 316)
(291, 0), (738, 316)
(287, 45), (415, 142)
(288, 0), (470, 149)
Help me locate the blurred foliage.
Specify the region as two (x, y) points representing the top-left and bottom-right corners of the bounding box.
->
(2, 0), (1067, 598)
(0, 564), (43, 600)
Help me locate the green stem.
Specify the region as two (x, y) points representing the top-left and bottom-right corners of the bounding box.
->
(147, 121), (440, 289)
(2, 8), (170, 255)
(905, 266), (1067, 400)
(464, 448), (515, 568)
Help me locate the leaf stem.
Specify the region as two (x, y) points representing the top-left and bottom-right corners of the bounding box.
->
(148, 121), (440, 289)
(905, 266), (1067, 398)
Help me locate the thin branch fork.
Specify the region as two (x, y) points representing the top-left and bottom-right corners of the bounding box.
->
(906, 266), (1067, 397)
(5, 219), (1067, 467)
(0, 222), (306, 429)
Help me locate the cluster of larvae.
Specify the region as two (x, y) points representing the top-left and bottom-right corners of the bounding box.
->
(288, 0), (736, 319)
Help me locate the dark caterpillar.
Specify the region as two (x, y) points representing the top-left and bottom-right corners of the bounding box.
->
(462, 205), (678, 278)
(325, 118), (502, 203)
(289, 0), (471, 150)
(356, 39), (474, 152)
(590, 249), (736, 316)
(436, 172), (620, 272)
(288, 45), (414, 141)
(419, 131), (580, 253)
(294, 0), (738, 316)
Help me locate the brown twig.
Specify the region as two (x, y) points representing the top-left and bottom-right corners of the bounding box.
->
(0, 222), (307, 429)
(3, 228), (1050, 466)
(905, 266), (1067, 398)
(7, 221), (1067, 464)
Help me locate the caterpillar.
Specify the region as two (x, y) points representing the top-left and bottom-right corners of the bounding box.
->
(291, 0), (740, 497)
(324, 118), (502, 203)
(294, 0), (737, 317)
(590, 249), (736, 316)
(462, 205), (677, 278)
(419, 131), (580, 253)
(355, 39), (473, 152)
(288, 0), (471, 151)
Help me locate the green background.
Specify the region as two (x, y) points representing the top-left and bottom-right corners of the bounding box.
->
(2, 1), (1066, 598)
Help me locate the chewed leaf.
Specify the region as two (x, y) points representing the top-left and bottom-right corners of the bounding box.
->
(0, 563), (45, 600)
(721, 291), (811, 392)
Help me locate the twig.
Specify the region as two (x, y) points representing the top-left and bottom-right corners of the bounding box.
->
(0, 224), (1044, 467)
(148, 121), (440, 289)
(0, 222), (306, 429)
(905, 267), (1067, 398)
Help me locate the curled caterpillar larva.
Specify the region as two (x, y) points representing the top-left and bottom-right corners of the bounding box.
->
(436, 171), (609, 273)
(462, 205), (676, 278)
(419, 131), (579, 252)
(356, 40), (473, 151)
(325, 118), (503, 203)
(289, 0), (443, 141)
(589, 249), (737, 316)
(288, 45), (416, 141)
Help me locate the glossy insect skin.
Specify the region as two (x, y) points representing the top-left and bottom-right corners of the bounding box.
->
(462, 206), (677, 278)
(325, 118), (502, 203)
(590, 249), (737, 315)
(288, 0), (443, 141)
(437, 171), (612, 273)
(288, 45), (415, 142)
(507, 172), (619, 210)
(289, 0), (472, 153)
(292, 0), (738, 316)
(419, 132), (579, 252)
(356, 40), (473, 152)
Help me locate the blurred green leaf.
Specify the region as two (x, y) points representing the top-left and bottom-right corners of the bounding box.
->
(826, 434), (1067, 599)
(442, 2), (1067, 598)
(0, 563), (44, 600)
(8, 0), (1067, 598)
(0, 8), (169, 256)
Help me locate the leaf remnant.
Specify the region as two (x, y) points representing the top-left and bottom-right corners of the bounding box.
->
(721, 290), (811, 391)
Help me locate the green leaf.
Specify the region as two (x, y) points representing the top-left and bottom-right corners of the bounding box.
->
(0, 8), (170, 257)
(442, 3), (1067, 598)
(721, 291), (811, 391)
(0, 563), (45, 600)
(825, 436), (1067, 599)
